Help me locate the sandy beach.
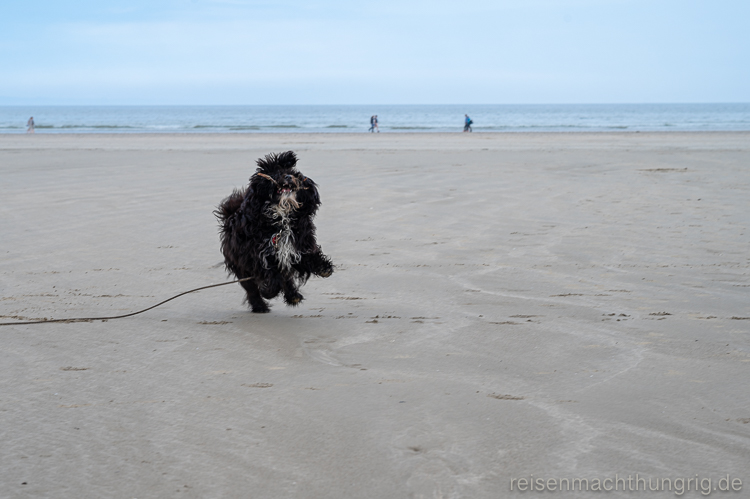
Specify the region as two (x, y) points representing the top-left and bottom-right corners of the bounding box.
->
(1, 132), (748, 498)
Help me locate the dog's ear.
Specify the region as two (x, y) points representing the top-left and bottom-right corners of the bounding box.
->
(303, 176), (320, 201)
(296, 175), (321, 214)
(255, 151), (298, 175)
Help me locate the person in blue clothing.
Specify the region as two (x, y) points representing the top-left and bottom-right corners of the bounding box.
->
(368, 115), (380, 132)
(463, 114), (473, 132)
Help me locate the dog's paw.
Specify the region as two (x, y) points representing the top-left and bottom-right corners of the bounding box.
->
(284, 292), (304, 306)
(316, 263), (334, 278)
(251, 304), (271, 313)
(318, 268), (333, 278)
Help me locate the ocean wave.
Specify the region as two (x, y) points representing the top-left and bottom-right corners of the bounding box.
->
(33, 124), (137, 129)
(192, 125), (259, 129)
(66, 125), (136, 129)
(2, 104), (748, 134)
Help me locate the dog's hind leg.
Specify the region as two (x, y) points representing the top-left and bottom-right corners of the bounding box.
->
(259, 275), (283, 300)
(240, 279), (270, 313)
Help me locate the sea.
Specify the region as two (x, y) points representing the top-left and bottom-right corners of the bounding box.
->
(1, 104), (748, 134)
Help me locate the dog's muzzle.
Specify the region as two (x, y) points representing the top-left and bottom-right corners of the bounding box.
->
(278, 175), (299, 194)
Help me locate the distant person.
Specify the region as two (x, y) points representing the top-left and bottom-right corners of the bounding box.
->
(463, 114), (473, 132)
(369, 115), (375, 132)
(373, 115), (380, 133)
(26, 116), (35, 134)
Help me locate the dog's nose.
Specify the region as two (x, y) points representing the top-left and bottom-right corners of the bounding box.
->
(285, 175), (293, 182)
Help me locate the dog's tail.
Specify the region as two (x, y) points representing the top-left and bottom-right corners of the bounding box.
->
(214, 188), (246, 223)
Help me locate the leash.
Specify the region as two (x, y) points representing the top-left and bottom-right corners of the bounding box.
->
(0, 277), (253, 327)
(2, 174), (309, 327)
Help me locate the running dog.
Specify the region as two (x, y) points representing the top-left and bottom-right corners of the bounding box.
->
(215, 151), (334, 313)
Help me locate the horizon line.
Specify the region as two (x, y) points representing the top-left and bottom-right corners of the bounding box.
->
(1, 102), (748, 107)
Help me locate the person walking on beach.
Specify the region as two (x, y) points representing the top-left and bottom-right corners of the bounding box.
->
(26, 116), (35, 134)
(373, 115), (380, 133)
(369, 115), (375, 132)
(463, 114), (473, 132)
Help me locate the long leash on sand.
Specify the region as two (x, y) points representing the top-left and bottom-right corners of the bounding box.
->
(2, 176), (310, 327)
(0, 277), (253, 327)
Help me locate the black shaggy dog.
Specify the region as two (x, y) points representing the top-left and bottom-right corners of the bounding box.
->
(215, 151), (334, 313)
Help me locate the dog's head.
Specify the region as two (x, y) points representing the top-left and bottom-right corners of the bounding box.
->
(250, 151), (319, 213)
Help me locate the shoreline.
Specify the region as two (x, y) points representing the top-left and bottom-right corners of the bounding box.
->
(2, 130), (749, 135)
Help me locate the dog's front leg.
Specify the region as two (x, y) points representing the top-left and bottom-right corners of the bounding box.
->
(282, 278), (304, 306)
(302, 251), (334, 278)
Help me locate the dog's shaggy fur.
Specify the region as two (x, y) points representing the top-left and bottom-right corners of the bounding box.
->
(215, 151), (334, 313)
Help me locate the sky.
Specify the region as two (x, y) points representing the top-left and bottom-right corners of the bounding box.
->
(1, 0), (748, 105)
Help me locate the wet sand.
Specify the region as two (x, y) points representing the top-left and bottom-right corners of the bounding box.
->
(1, 132), (749, 498)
